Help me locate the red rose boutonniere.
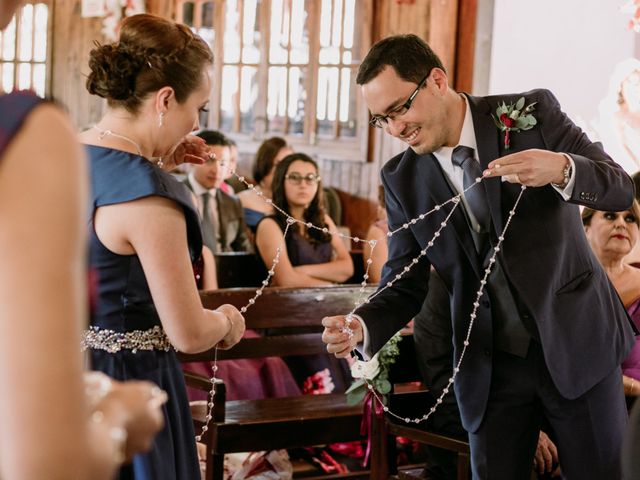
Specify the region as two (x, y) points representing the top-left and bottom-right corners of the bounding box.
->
(492, 97), (537, 150)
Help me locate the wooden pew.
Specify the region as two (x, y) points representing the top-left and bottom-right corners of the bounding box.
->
(178, 284), (376, 480)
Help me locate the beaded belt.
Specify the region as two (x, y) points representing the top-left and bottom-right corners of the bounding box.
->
(81, 325), (172, 353)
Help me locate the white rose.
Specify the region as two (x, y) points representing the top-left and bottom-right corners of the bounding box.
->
(350, 353), (381, 380)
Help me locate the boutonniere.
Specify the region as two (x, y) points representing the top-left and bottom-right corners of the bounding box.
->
(492, 97), (537, 150)
(345, 333), (403, 406)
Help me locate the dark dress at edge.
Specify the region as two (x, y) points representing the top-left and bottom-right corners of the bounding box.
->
(87, 145), (202, 480)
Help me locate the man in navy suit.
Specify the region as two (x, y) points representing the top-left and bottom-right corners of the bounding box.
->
(322, 35), (635, 479)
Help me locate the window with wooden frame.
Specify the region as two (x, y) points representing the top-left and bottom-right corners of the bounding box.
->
(177, 0), (373, 161)
(0, 1), (52, 96)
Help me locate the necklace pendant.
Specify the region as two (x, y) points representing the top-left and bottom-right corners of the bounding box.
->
(98, 129), (111, 140)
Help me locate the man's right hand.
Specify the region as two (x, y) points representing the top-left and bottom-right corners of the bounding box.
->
(321, 315), (363, 358)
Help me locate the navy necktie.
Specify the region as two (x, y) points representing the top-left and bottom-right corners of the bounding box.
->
(451, 146), (490, 231)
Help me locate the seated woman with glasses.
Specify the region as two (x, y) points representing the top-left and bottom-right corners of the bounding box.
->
(254, 153), (353, 288)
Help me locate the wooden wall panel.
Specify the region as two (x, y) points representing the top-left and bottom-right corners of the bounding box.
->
(50, 0), (175, 130)
(454, 0), (477, 93)
(147, 0), (175, 19)
(51, 0), (105, 129)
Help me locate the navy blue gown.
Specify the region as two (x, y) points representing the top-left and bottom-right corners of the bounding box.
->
(87, 145), (202, 480)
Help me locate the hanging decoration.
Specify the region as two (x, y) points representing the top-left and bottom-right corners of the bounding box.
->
(621, 0), (640, 32)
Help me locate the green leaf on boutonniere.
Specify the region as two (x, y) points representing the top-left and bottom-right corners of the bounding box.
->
(345, 379), (367, 405)
(493, 97), (538, 149)
(377, 379), (392, 395)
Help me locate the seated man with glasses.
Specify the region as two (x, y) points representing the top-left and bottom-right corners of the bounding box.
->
(185, 130), (252, 253)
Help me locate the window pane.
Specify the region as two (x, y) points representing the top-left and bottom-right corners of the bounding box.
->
(339, 67), (357, 137)
(288, 67), (306, 135)
(267, 66), (287, 132)
(269, 0), (310, 65)
(33, 63), (45, 97)
(316, 66), (339, 136)
(17, 62), (31, 90)
(224, 0), (241, 63)
(2, 17), (16, 61)
(319, 0), (332, 48)
(346, 1), (364, 63)
(2, 63), (14, 93)
(196, 2), (215, 45)
(240, 66), (258, 134)
(342, 0), (355, 49)
(241, 0), (261, 64)
(18, 4), (33, 61)
(331, 0), (343, 47)
(220, 65), (238, 132)
(33, 4), (48, 62)
(181, 2), (195, 25)
(289, 0), (309, 64)
(269, 0), (287, 64)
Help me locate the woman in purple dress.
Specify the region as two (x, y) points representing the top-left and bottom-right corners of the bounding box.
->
(583, 201), (640, 403)
(255, 153), (353, 289)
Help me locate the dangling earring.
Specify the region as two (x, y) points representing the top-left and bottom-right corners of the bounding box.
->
(157, 157), (164, 168)
(158, 112), (165, 127)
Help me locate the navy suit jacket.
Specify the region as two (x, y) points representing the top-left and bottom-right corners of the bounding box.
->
(355, 89), (636, 433)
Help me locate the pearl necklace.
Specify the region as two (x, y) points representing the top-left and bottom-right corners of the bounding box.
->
(93, 125), (164, 167)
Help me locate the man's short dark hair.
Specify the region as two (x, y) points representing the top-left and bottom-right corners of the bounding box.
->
(633, 171), (640, 202)
(356, 34), (445, 86)
(196, 130), (231, 147)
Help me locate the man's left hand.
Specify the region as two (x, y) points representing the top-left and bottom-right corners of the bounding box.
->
(534, 431), (561, 477)
(484, 149), (568, 187)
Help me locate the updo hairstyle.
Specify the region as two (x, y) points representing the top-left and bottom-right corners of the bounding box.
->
(86, 14), (213, 113)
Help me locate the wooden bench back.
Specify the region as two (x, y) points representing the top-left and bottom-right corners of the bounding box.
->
(178, 284), (376, 362)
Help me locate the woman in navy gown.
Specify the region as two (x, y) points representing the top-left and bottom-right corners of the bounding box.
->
(78, 14), (245, 480)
